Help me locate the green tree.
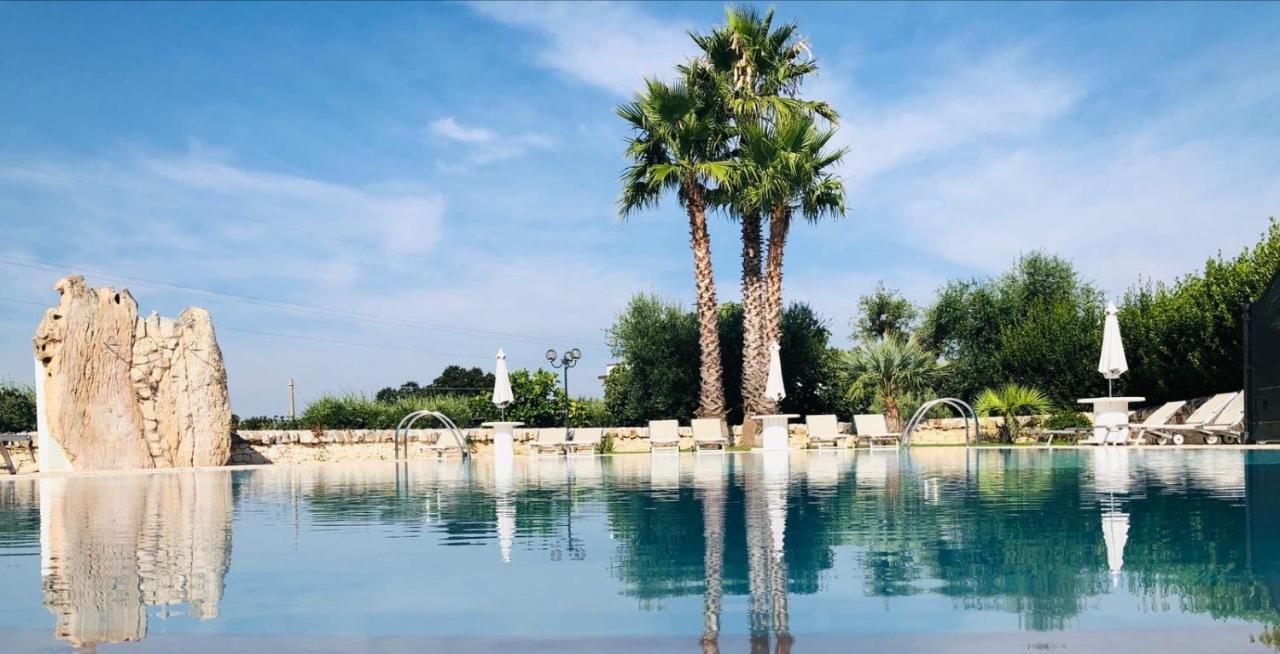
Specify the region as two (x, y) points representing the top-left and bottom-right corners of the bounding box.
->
(921, 252), (1104, 404)
(0, 383), (36, 433)
(618, 66), (733, 419)
(427, 365), (494, 396)
(973, 383), (1052, 442)
(375, 381), (423, 403)
(1121, 218), (1280, 401)
(837, 335), (943, 431)
(605, 294), (837, 425)
(603, 294), (701, 425)
(854, 281), (918, 342)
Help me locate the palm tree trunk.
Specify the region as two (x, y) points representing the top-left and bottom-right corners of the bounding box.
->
(700, 477), (725, 652)
(883, 395), (902, 433)
(685, 179), (727, 419)
(740, 211), (767, 447)
(761, 204), (790, 413)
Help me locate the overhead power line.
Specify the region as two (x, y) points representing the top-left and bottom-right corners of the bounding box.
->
(0, 162), (446, 265)
(0, 296), (547, 367)
(0, 254), (603, 352)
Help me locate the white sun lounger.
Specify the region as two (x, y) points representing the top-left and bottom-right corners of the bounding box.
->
(0, 433), (32, 474)
(1151, 392), (1244, 445)
(1124, 401), (1187, 445)
(692, 418), (729, 452)
(1059, 401), (1189, 446)
(854, 414), (901, 449)
(649, 420), (681, 454)
(565, 427), (603, 455)
(805, 415), (848, 449)
(531, 428), (567, 455)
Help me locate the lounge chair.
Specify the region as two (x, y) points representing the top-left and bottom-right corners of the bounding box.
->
(1125, 401), (1188, 445)
(805, 414), (848, 449)
(1151, 392), (1244, 445)
(529, 428), (567, 455)
(648, 420), (681, 454)
(565, 428), (603, 455)
(692, 418), (728, 452)
(1039, 401), (1188, 446)
(0, 432), (33, 475)
(853, 414), (901, 449)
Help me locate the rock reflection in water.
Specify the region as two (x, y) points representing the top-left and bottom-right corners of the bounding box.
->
(39, 471), (233, 648)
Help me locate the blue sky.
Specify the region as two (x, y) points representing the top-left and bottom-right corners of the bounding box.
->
(1, 2), (1278, 415)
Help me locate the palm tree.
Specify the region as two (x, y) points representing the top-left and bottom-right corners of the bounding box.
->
(692, 7), (838, 431)
(744, 115), (847, 414)
(974, 383), (1053, 443)
(838, 335), (942, 431)
(618, 66), (733, 418)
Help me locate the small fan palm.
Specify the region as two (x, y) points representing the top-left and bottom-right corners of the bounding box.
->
(973, 384), (1053, 443)
(839, 335), (942, 431)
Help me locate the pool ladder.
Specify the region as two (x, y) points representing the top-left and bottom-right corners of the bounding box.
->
(901, 398), (981, 447)
(393, 410), (469, 460)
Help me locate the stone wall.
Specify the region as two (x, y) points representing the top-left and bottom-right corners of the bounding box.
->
(226, 421), (975, 466)
(32, 275), (231, 471)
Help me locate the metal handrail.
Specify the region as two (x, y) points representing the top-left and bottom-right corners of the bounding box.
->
(902, 398), (981, 447)
(394, 410), (469, 460)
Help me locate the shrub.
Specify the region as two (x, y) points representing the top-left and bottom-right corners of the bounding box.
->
(974, 384), (1053, 443)
(1044, 409), (1092, 431)
(0, 383), (36, 433)
(237, 415), (305, 430)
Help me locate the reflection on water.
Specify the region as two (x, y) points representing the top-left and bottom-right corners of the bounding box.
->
(0, 449), (1278, 650)
(38, 473), (232, 648)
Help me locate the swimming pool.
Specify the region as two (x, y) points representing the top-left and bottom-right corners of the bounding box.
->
(1, 448), (1278, 652)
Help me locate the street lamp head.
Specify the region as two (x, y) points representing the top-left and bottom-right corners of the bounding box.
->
(545, 349), (558, 362)
(570, 348), (582, 360)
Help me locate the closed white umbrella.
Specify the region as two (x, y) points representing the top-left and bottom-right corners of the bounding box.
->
(764, 341), (786, 403)
(492, 349), (514, 419)
(1098, 302), (1128, 397)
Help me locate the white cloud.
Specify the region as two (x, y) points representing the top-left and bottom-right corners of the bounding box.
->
(0, 147), (646, 414)
(428, 117), (498, 143)
(427, 116), (555, 166)
(815, 49), (1083, 187)
(890, 139), (1280, 295)
(468, 1), (695, 97)
(810, 45), (1278, 296)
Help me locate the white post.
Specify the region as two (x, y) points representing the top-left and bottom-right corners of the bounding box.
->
(288, 379), (296, 419)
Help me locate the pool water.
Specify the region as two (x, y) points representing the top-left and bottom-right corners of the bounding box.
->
(2, 448), (1280, 653)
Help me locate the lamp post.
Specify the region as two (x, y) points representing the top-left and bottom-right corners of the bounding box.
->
(546, 348), (581, 438)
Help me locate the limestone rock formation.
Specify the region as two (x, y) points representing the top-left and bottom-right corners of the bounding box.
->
(33, 275), (231, 470)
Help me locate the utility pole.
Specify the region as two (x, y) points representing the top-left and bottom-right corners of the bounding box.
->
(288, 379), (296, 419)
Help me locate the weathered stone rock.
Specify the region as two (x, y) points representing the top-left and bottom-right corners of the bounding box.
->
(33, 276), (231, 470)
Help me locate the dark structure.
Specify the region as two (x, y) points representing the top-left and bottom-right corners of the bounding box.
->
(1246, 268), (1280, 443)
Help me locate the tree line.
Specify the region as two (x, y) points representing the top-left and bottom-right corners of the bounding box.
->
(603, 220), (1280, 432)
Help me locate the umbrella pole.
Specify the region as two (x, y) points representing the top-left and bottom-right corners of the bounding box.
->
(1108, 379), (1113, 398)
